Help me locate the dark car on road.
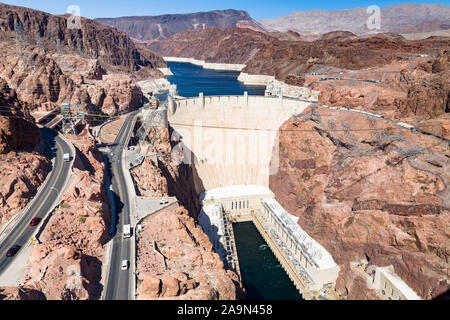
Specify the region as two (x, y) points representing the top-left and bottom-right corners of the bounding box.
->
(29, 217), (41, 226)
(6, 245), (21, 257)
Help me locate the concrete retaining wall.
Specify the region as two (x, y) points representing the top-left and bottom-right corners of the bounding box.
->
(237, 73), (276, 85)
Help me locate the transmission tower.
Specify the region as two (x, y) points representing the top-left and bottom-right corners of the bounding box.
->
(15, 21), (25, 46)
(61, 103), (86, 135)
(135, 109), (168, 157)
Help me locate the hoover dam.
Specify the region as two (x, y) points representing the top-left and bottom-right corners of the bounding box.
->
(168, 94), (312, 192)
(165, 62), (427, 300)
(166, 88), (343, 299)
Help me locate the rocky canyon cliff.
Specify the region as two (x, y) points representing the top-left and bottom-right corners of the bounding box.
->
(270, 106), (449, 299)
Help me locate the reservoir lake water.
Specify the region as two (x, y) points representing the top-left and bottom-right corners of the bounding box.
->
(167, 61), (266, 97)
(167, 61), (302, 300)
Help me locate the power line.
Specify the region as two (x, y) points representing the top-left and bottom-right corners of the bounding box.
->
(0, 108), (447, 134)
(167, 121), (448, 133)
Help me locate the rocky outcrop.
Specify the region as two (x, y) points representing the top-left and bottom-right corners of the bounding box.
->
(0, 151), (49, 231)
(149, 27), (275, 65)
(243, 36), (443, 80)
(313, 52), (449, 122)
(0, 78), (49, 231)
(0, 3), (166, 72)
(398, 53), (449, 119)
(269, 106), (450, 299)
(15, 129), (111, 299)
(137, 206), (244, 300)
(0, 3), (167, 115)
(318, 31), (358, 41)
(19, 245), (102, 300)
(40, 128), (110, 255)
(95, 9), (264, 41)
(130, 126), (200, 218)
(0, 78), (43, 153)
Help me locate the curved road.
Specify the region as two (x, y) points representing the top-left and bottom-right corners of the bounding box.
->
(104, 113), (138, 300)
(0, 127), (73, 273)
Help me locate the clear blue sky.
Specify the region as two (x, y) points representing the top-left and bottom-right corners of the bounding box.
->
(2, 0), (448, 20)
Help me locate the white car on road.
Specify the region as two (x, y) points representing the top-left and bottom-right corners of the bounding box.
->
(121, 260), (129, 271)
(160, 199), (169, 205)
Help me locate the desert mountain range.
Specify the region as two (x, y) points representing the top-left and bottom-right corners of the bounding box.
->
(260, 3), (450, 35)
(95, 9), (267, 42)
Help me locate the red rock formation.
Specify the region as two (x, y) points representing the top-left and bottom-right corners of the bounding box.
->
(40, 128), (110, 255)
(130, 126), (200, 218)
(269, 106), (450, 299)
(0, 3), (167, 115)
(243, 36), (446, 79)
(313, 52), (449, 125)
(0, 78), (49, 231)
(19, 245), (102, 300)
(0, 3), (166, 72)
(0, 152), (49, 231)
(0, 78), (43, 153)
(14, 129), (111, 299)
(137, 206), (244, 300)
(149, 27), (275, 65)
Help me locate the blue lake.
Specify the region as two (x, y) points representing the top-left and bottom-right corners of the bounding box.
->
(167, 61), (266, 98)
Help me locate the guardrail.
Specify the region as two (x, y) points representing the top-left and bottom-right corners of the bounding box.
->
(0, 130), (75, 245)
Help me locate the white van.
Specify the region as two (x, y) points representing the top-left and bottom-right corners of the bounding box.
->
(123, 224), (131, 238)
(121, 260), (129, 271)
(63, 153), (70, 162)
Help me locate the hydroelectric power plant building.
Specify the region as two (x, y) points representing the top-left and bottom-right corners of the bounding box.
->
(198, 186), (340, 299)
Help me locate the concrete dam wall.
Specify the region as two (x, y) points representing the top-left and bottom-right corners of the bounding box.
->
(167, 94), (313, 193)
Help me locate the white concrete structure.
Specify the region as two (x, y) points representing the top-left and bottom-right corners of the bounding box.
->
(258, 198), (340, 291)
(198, 185), (340, 296)
(199, 204), (238, 270)
(373, 266), (422, 300)
(201, 185), (274, 221)
(158, 67), (174, 76)
(265, 80), (319, 101)
(237, 72), (276, 85)
(163, 57), (246, 71)
(168, 94), (314, 193)
(137, 78), (171, 100)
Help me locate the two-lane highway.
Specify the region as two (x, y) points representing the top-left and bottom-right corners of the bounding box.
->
(104, 113), (138, 300)
(0, 127), (73, 273)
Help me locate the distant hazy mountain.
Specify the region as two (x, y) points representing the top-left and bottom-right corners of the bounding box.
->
(260, 3), (450, 35)
(95, 9), (266, 41)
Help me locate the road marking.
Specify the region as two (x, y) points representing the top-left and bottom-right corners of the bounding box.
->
(0, 138), (67, 261)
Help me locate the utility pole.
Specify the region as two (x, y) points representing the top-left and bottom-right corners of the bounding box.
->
(433, 39), (441, 58)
